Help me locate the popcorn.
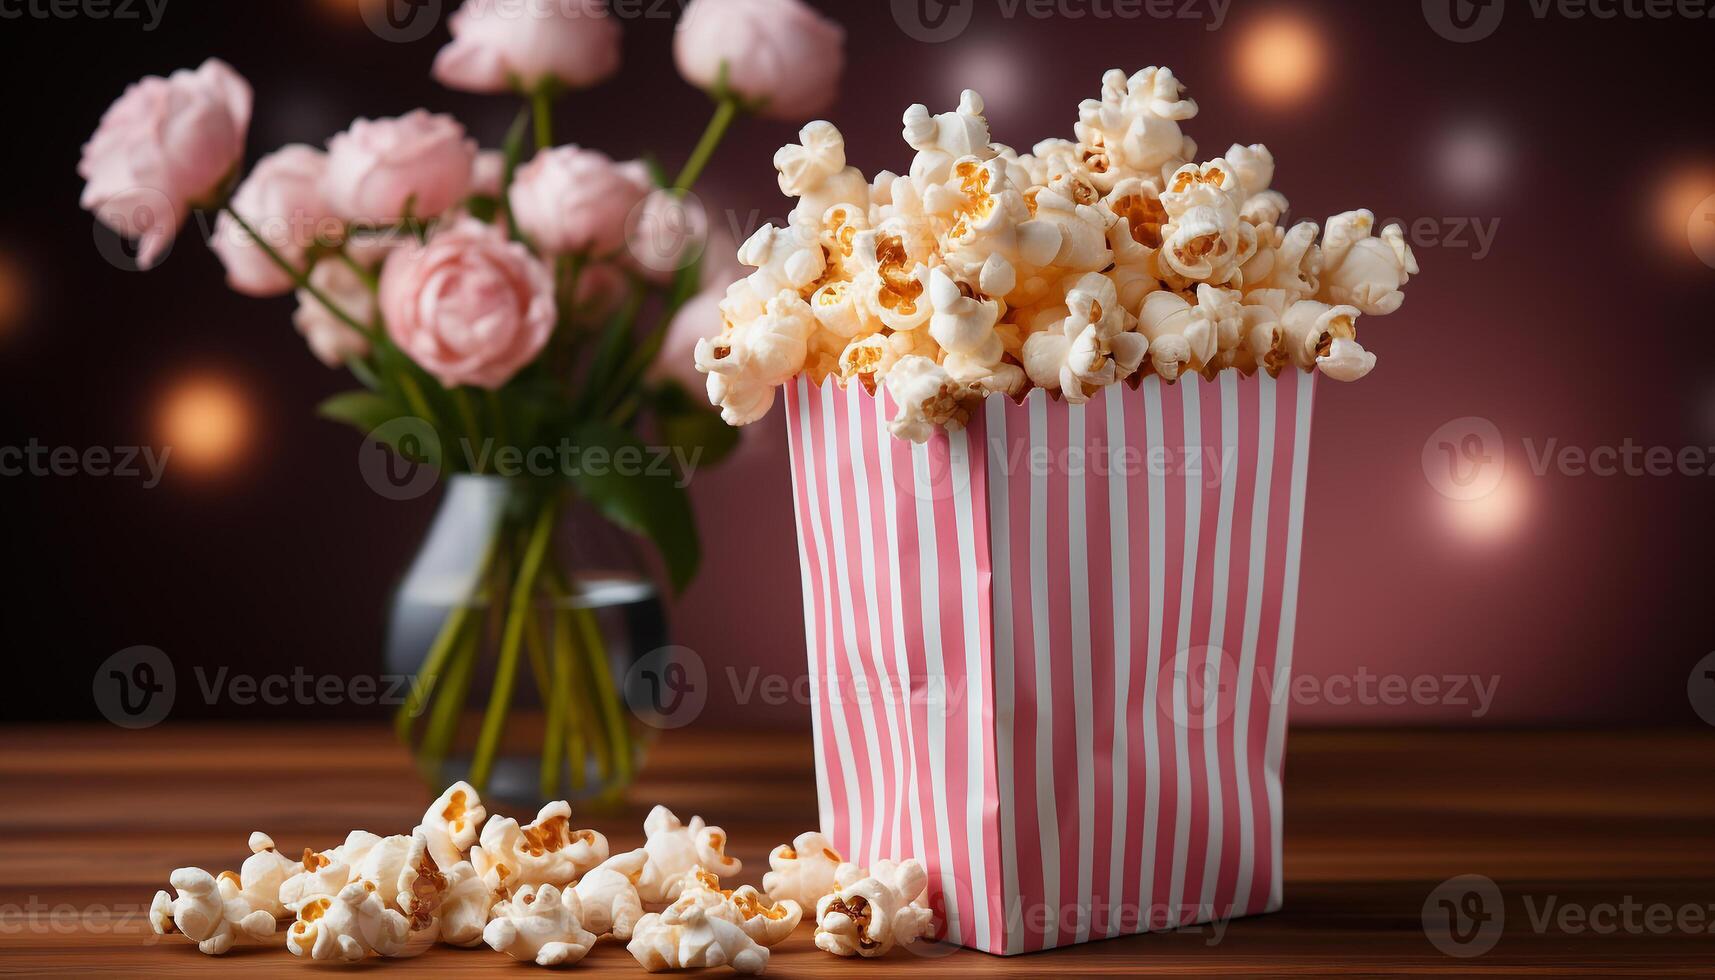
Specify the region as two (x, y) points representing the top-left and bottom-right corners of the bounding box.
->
(286, 880), (411, 962)
(353, 834), (415, 908)
(482, 883), (599, 967)
(415, 781), (487, 869)
(636, 805), (742, 907)
(688, 64), (1423, 440)
(470, 801), (609, 900)
(627, 896), (771, 975)
(677, 868), (803, 948)
(396, 831), (490, 948)
(1318, 210), (1419, 315)
(763, 832), (846, 910)
(574, 848), (648, 940)
(278, 830), (382, 912)
(149, 867), (277, 955)
(814, 858), (935, 958)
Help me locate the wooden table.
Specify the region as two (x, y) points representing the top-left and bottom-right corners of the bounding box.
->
(2, 725), (1712, 976)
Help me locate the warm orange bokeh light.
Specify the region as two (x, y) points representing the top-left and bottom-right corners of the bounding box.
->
(1654, 166), (1715, 264)
(158, 376), (252, 473)
(0, 251), (27, 341)
(1236, 12), (1326, 108)
(1442, 472), (1529, 543)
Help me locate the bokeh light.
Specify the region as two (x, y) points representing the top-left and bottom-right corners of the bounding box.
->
(1651, 164), (1715, 260)
(944, 39), (1026, 117)
(0, 250), (27, 342)
(158, 375), (253, 474)
(1441, 471), (1529, 543)
(1437, 121), (1510, 201)
(1235, 11), (1326, 108)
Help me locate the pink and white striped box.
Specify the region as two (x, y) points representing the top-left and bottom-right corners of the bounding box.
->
(783, 369), (1316, 955)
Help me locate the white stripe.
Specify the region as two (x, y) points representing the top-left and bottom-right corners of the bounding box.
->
(845, 384), (902, 867)
(1168, 378), (1201, 925)
(912, 441), (961, 940)
(986, 397), (1024, 955)
(950, 427), (991, 947)
(1264, 376), (1314, 913)
(1027, 394), (1060, 949)
(1066, 402), (1096, 945)
(787, 379), (835, 837)
(1230, 374), (1277, 913)
(1104, 387), (1132, 938)
(873, 394), (928, 881)
(1199, 373), (1241, 917)
(800, 381), (865, 853)
(820, 384), (884, 864)
(1138, 377), (1166, 930)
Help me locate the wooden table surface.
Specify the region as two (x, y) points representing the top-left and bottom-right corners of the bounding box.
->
(2, 725), (1712, 976)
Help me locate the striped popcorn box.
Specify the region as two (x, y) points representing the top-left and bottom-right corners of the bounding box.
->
(782, 368), (1316, 955)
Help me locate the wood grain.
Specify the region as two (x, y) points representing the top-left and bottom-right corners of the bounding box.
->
(2, 725), (1712, 976)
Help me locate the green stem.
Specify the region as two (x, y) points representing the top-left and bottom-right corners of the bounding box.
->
(468, 500), (559, 791)
(673, 96), (739, 193)
(335, 249), (378, 291)
(419, 618), (480, 781)
(453, 389), (484, 471)
(573, 605), (633, 784)
(556, 605), (588, 793)
(485, 389), (510, 453)
(533, 89), (555, 152)
(397, 373), (443, 441)
(395, 604), (472, 743)
(223, 207), (377, 344)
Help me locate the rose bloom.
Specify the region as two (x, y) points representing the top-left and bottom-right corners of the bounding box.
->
(509, 146), (652, 256)
(434, 0), (622, 95)
(78, 58), (252, 270)
(323, 111), (476, 225)
(210, 146), (331, 297)
(379, 218), (557, 390)
(674, 0), (844, 121)
(294, 258), (374, 368)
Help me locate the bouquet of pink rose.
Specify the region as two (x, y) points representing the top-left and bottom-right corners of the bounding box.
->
(76, 0), (847, 797)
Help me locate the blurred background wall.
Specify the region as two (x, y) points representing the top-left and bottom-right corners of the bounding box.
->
(2, 0), (1712, 727)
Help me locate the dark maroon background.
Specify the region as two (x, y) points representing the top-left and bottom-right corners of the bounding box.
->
(1, 0), (1711, 726)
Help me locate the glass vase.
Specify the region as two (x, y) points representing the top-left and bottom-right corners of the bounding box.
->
(386, 474), (665, 807)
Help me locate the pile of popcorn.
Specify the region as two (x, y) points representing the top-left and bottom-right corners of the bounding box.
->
(148, 783), (932, 971)
(693, 67), (1420, 443)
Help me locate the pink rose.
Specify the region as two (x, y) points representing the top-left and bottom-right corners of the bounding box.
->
(434, 0), (622, 95)
(652, 285), (728, 393)
(509, 146), (652, 256)
(210, 145), (331, 297)
(78, 58), (252, 270)
(294, 258), (375, 368)
(674, 0), (844, 121)
(323, 111), (476, 224)
(380, 217), (556, 390)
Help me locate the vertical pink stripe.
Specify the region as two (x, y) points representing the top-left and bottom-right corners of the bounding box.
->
(1083, 391), (1118, 939)
(1005, 395), (1046, 952)
(789, 382), (846, 849)
(1179, 381), (1220, 925)
(955, 417), (1004, 955)
(856, 391), (901, 867)
(1149, 383), (1185, 931)
(1120, 382), (1151, 934)
(1044, 397), (1079, 950)
(1213, 374), (1261, 919)
(1246, 372), (1300, 914)
(827, 385), (889, 869)
(924, 433), (974, 944)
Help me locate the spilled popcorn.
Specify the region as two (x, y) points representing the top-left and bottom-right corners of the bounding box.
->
(694, 67), (1420, 442)
(147, 796), (937, 969)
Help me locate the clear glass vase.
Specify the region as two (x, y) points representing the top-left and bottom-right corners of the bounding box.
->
(386, 475), (665, 808)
